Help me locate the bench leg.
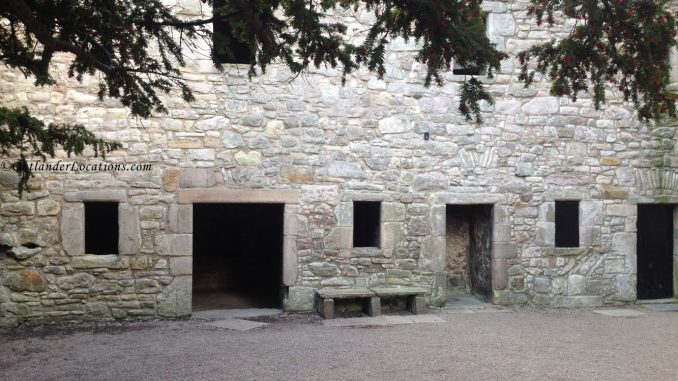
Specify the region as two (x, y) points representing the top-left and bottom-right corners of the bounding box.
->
(320, 298), (335, 319)
(367, 296), (381, 316)
(408, 295), (426, 315)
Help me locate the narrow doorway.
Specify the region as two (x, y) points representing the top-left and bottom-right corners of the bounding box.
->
(445, 205), (493, 303)
(192, 203), (284, 311)
(637, 204), (675, 300)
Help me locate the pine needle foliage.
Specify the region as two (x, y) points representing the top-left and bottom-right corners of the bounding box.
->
(519, 0), (678, 121)
(1, 0), (676, 193)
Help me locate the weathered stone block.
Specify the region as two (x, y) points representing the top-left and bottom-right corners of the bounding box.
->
(413, 173), (448, 191)
(381, 222), (404, 252)
(536, 221), (555, 246)
(37, 199), (60, 216)
(300, 185), (339, 203)
(282, 235), (298, 286)
(421, 236), (445, 272)
(580, 201), (603, 226)
(5, 269), (46, 292)
(194, 116), (227, 131)
(7, 245), (41, 261)
(429, 205), (446, 236)
(168, 204), (193, 233)
(169, 257), (192, 276)
(283, 286), (315, 312)
(119, 204), (141, 255)
(57, 273), (96, 290)
(606, 204), (636, 217)
(234, 150), (262, 166)
(71, 254), (127, 269)
(64, 190), (127, 202)
(61, 203), (84, 256)
(324, 227), (351, 250)
(378, 116), (411, 134)
(567, 274), (586, 295)
(381, 202), (405, 222)
(335, 202), (353, 226)
(521, 97), (559, 115)
(154, 234), (192, 256)
(1, 201), (34, 216)
(180, 168), (218, 188)
(492, 259), (508, 290)
(308, 262), (340, 277)
(534, 276), (550, 293)
(494, 242), (516, 259)
(163, 167), (181, 192)
(327, 162), (365, 178)
(487, 13), (516, 36)
(157, 276), (192, 317)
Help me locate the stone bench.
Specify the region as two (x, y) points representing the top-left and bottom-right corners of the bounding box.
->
(315, 288), (379, 319)
(370, 287), (427, 315)
(316, 286), (428, 319)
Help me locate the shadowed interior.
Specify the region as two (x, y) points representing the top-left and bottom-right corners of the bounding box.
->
(446, 205), (493, 301)
(637, 204), (674, 300)
(192, 203), (284, 310)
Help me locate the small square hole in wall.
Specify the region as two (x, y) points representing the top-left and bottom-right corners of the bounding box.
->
(85, 202), (119, 254)
(555, 201), (579, 248)
(353, 201), (381, 248)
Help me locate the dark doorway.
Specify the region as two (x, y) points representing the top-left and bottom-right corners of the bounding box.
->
(637, 204), (675, 300)
(193, 203), (284, 311)
(445, 205), (493, 301)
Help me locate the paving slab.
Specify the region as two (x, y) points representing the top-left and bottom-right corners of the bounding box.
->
(642, 303), (678, 312)
(592, 309), (646, 317)
(322, 314), (443, 327)
(205, 318), (269, 331)
(192, 308), (281, 320)
(445, 295), (492, 309)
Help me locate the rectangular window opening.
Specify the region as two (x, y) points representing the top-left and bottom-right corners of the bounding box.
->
(555, 201), (579, 248)
(353, 201), (381, 248)
(213, 0), (255, 64)
(452, 13), (488, 76)
(84, 202), (119, 255)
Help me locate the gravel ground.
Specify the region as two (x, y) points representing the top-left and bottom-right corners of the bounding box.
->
(2, 307), (678, 381)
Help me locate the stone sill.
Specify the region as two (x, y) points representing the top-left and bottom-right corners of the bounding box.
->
(71, 254), (127, 269)
(545, 247), (592, 257)
(352, 247), (382, 257)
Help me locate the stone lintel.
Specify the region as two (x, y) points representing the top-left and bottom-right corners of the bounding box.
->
(341, 192), (391, 202)
(177, 189), (298, 204)
(629, 196), (678, 204)
(64, 190), (127, 202)
(542, 189), (590, 201)
(435, 192), (505, 205)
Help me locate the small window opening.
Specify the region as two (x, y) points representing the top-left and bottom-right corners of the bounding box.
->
(555, 201), (579, 248)
(85, 202), (119, 254)
(452, 13), (488, 76)
(353, 201), (381, 247)
(213, 0), (254, 64)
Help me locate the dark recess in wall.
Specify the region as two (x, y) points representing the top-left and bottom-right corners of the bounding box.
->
(193, 203), (284, 309)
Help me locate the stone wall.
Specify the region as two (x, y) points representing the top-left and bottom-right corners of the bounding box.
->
(1, 0), (678, 326)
